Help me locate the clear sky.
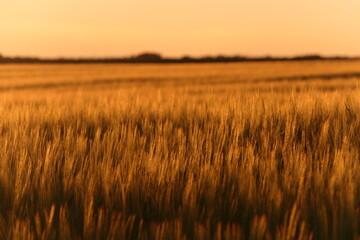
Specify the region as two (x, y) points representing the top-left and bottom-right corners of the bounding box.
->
(1, 0), (359, 57)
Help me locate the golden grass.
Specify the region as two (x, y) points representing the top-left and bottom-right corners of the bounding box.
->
(1, 61), (360, 239)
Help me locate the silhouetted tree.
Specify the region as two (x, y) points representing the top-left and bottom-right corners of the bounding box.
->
(132, 53), (162, 62)
(292, 55), (323, 61)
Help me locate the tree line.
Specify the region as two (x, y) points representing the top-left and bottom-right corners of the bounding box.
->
(0, 52), (357, 64)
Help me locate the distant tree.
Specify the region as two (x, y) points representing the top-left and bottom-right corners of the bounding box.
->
(132, 53), (162, 62)
(292, 55), (322, 61)
(181, 56), (192, 61)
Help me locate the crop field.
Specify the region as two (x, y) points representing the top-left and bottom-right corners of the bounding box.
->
(1, 61), (360, 239)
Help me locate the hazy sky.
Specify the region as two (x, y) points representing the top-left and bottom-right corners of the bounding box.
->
(1, 0), (359, 57)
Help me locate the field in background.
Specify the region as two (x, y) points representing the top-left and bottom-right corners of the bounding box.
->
(1, 61), (360, 239)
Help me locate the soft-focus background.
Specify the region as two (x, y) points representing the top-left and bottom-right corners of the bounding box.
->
(1, 0), (360, 57)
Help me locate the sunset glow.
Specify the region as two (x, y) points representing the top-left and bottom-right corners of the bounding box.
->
(1, 0), (359, 57)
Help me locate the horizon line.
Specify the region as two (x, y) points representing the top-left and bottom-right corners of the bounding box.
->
(0, 52), (359, 64)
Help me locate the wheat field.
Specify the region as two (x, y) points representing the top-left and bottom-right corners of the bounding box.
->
(1, 61), (360, 239)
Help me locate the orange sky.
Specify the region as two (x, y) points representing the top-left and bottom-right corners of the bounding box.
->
(1, 0), (359, 57)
